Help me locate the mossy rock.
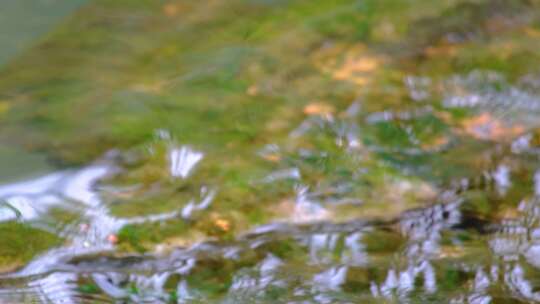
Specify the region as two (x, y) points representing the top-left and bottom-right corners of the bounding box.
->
(0, 221), (61, 273)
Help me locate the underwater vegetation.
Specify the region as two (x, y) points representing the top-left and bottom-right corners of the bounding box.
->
(2, 0), (540, 302)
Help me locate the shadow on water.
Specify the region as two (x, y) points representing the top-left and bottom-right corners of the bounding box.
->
(0, 0), (87, 67)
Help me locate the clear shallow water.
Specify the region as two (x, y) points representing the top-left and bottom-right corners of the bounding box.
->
(0, 0), (87, 67)
(2, 0), (540, 303)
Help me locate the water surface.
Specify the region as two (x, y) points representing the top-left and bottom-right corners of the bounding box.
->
(2, 0), (540, 303)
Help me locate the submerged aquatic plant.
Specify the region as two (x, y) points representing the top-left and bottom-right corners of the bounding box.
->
(2, 0), (540, 302)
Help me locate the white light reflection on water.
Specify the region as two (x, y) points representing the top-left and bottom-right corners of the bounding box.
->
(0, 145), (209, 303)
(169, 146), (203, 178)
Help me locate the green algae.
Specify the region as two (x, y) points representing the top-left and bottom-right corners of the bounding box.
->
(0, 0), (531, 250)
(0, 0), (474, 164)
(0, 221), (61, 272)
(2, 0), (540, 301)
